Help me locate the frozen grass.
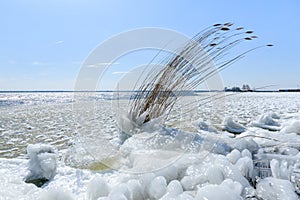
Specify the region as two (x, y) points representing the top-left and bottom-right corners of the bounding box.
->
(129, 23), (272, 127)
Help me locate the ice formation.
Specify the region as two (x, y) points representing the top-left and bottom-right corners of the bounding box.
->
(251, 113), (281, 131)
(223, 116), (246, 134)
(256, 177), (298, 200)
(25, 144), (57, 183)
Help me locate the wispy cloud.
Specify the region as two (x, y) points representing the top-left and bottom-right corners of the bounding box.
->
(85, 62), (120, 68)
(32, 61), (48, 66)
(54, 40), (64, 45)
(112, 71), (130, 75)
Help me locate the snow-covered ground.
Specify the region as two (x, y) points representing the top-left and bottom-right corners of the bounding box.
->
(1, 92), (300, 199)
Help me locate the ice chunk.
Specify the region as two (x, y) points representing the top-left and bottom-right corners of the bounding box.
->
(251, 114), (281, 131)
(108, 193), (128, 200)
(206, 166), (224, 184)
(194, 119), (218, 133)
(256, 177), (298, 200)
(109, 183), (130, 200)
(235, 157), (253, 178)
(139, 172), (155, 197)
(233, 138), (259, 153)
(270, 159), (293, 180)
(221, 179), (243, 196)
(86, 175), (109, 200)
(167, 180), (183, 195)
(270, 159), (280, 178)
(178, 192), (195, 200)
(127, 179), (143, 200)
(196, 179), (242, 200)
(271, 112), (281, 119)
(180, 176), (196, 191)
(278, 147), (299, 155)
(226, 149), (241, 164)
(241, 149), (252, 159)
(148, 176), (167, 199)
(26, 144), (57, 182)
(97, 197), (110, 200)
(223, 117), (246, 134)
(155, 165), (179, 182)
(281, 120), (300, 135)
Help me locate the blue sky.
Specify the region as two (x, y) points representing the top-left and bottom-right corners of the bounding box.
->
(0, 0), (299, 90)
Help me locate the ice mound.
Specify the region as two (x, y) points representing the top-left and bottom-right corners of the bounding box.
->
(256, 177), (298, 200)
(180, 153), (250, 192)
(148, 176), (167, 199)
(223, 117), (246, 134)
(226, 149), (241, 164)
(127, 179), (143, 200)
(25, 144), (57, 185)
(281, 120), (300, 135)
(196, 179), (243, 200)
(109, 183), (131, 200)
(235, 157), (253, 179)
(251, 113), (281, 131)
(193, 119), (218, 133)
(117, 113), (162, 144)
(270, 159), (293, 180)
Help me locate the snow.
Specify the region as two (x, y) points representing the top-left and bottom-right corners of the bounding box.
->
(41, 187), (75, 200)
(1, 92), (300, 199)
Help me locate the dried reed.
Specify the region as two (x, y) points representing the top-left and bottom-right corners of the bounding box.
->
(128, 23), (272, 126)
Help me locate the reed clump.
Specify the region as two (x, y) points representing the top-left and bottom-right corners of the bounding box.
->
(128, 23), (272, 127)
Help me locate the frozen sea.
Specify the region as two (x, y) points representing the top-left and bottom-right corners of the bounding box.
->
(1, 91), (300, 199)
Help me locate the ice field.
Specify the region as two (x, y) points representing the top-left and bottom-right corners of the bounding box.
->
(1, 92), (300, 199)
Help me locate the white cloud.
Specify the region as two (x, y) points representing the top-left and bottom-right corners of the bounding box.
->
(85, 62), (119, 68)
(54, 40), (64, 45)
(32, 61), (48, 66)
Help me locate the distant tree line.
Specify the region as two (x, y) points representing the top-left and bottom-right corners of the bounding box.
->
(225, 84), (253, 92)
